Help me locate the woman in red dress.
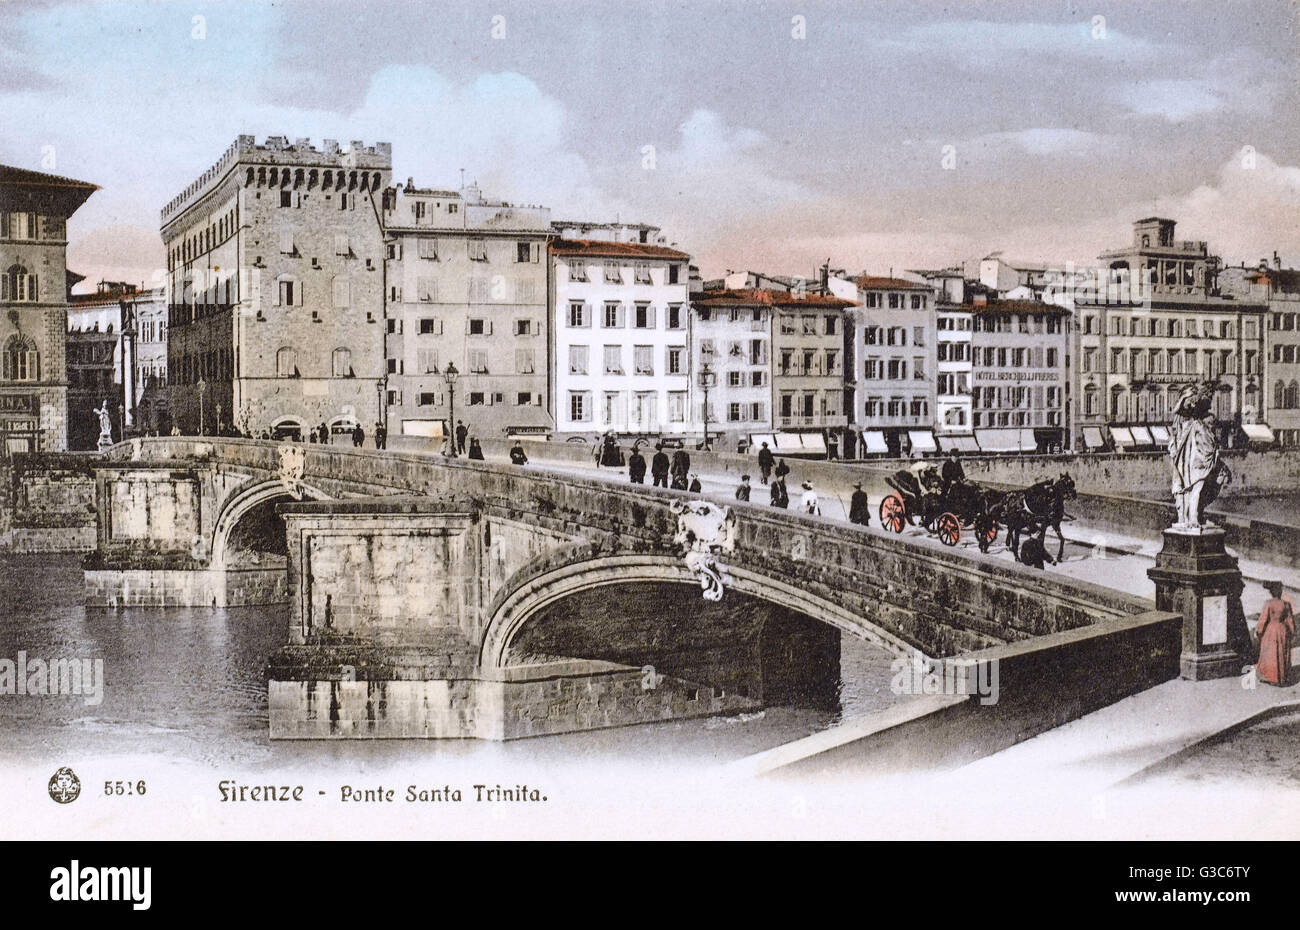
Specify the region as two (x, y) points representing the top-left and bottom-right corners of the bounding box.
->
(1256, 581), (1295, 686)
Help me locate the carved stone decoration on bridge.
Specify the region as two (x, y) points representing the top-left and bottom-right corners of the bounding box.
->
(669, 500), (737, 601)
(277, 445), (308, 500)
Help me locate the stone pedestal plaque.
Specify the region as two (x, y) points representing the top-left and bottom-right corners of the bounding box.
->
(1147, 527), (1250, 681)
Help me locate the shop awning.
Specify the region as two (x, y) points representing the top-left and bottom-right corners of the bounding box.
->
(797, 432), (827, 454)
(1082, 427), (1106, 450)
(773, 432), (804, 451)
(1109, 426), (1137, 448)
(861, 430), (889, 454)
(1018, 429), (1039, 452)
(908, 430), (938, 453)
(1149, 425), (1171, 446)
(974, 428), (1022, 452)
(955, 436), (981, 453)
(1130, 425), (1154, 446)
(402, 419), (445, 439)
(750, 433), (777, 452)
(1243, 423), (1275, 443)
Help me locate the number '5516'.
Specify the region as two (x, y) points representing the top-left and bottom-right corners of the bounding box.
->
(104, 781), (146, 796)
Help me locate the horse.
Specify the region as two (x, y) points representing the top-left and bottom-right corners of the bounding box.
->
(1003, 473), (1077, 564)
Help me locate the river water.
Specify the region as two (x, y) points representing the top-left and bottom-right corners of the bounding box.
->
(0, 553), (908, 771)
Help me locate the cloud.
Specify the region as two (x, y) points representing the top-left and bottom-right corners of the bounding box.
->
(887, 20), (1161, 67)
(1116, 79), (1226, 122)
(957, 128), (1125, 158)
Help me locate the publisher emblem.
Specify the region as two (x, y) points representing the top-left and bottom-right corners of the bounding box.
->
(48, 766), (81, 804)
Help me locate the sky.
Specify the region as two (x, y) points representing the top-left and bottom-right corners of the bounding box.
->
(1, 0), (1297, 289)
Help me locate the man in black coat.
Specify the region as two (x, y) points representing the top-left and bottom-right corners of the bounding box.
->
(509, 441), (529, 465)
(770, 476), (789, 509)
(627, 448), (646, 483)
(352, 423), (365, 447)
(942, 449), (965, 494)
(757, 442), (774, 484)
(455, 420), (468, 455)
(651, 445), (670, 487)
(670, 448), (690, 484)
(849, 482), (871, 526)
(735, 475), (751, 501)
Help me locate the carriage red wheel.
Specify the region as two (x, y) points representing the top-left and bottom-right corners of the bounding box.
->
(879, 494), (906, 533)
(984, 520), (999, 544)
(937, 512), (961, 546)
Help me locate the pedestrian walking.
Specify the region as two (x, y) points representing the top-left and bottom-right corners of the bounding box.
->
(735, 475), (751, 501)
(627, 447), (646, 483)
(455, 420), (468, 455)
(688, 473), (702, 493)
(774, 457), (790, 482)
(308, 427), (318, 444)
(468, 438), (484, 460)
(670, 448), (691, 485)
(374, 422), (387, 450)
(351, 423), (365, 447)
(770, 476), (789, 509)
(849, 481), (871, 526)
(757, 442), (774, 485)
(319, 422), (330, 445)
(651, 444), (670, 487)
(800, 481), (820, 515)
(509, 440), (529, 466)
(1256, 580), (1295, 686)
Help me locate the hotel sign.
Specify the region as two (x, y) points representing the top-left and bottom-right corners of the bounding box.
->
(974, 371), (1059, 383)
(0, 393), (37, 416)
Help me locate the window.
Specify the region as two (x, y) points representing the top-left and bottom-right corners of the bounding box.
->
(634, 263), (652, 284)
(802, 315), (817, 335)
(911, 294), (924, 309)
(667, 304), (683, 329)
(603, 261), (621, 283)
(569, 345), (589, 375)
(568, 302), (589, 328)
(468, 318), (488, 336)
(887, 359), (906, 380)
(912, 326), (925, 347)
(864, 326), (880, 345)
(280, 230), (294, 254)
(727, 371), (742, 387)
(417, 238), (438, 260)
(1, 212), (39, 240)
(603, 345), (622, 374)
(280, 191), (292, 208)
(417, 349), (439, 373)
(515, 348), (535, 373)
(825, 350), (839, 375)
(912, 356), (925, 379)
(277, 276), (298, 307)
(667, 347), (684, 374)
(417, 392), (439, 407)
(824, 315), (838, 335)
(751, 370), (766, 387)
(729, 403), (742, 422)
(865, 357), (882, 380)
(331, 348), (352, 377)
(516, 242), (532, 263)
(468, 350), (488, 373)
(668, 264), (680, 285)
(332, 277), (351, 308)
(633, 303), (656, 329)
(514, 319), (533, 336)
(1, 265), (37, 302)
(468, 239), (487, 261)
(668, 391), (686, 422)
(779, 315), (797, 335)
(1, 335), (38, 381)
(569, 391), (590, 421)
(603, 302), (624, 328)
(567, 261), (588, 282)
(276, 347), (296, 377)
(468, 392), (486, 406)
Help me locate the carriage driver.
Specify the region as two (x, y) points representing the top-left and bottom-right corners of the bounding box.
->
(941, 449), (966, 496)
(909, 459), (942, 493)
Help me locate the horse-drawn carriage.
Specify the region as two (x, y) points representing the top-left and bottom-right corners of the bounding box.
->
(877, 465), (1077, 563)
(878, 467), (1000, 551)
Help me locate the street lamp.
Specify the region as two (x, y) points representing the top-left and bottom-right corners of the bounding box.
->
(444, 362), (459, 457)
(197, 378), (206, 436)
(698, 362), (716, 451)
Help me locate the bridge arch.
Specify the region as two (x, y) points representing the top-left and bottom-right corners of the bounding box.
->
(480, 553), (919, 670)
(209, 478), (332, 570)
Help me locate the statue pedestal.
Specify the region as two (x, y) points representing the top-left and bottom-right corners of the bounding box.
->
(1147, 527), (1251, 681)
(96, 435), (113, 453)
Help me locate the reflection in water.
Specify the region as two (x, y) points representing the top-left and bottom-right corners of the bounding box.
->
(0, 555), (910, 770)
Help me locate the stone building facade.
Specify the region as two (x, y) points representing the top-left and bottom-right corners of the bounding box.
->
(687, 290), (773, 449)
(382, 181), (551, 443)
(1072, 219), (1268, 451)
(1221, 261), (1300, 447)
(970, 298), (1070, 453)
(550, 237), (691, 439)
(0, 165), (97, 453)
(161, 135), (391, 439)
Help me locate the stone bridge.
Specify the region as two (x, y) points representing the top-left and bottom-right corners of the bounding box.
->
(83, 437), (1171, 741)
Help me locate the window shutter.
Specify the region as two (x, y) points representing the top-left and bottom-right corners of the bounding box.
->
(280, 231), (294, 254)
(434, 319), (443, 335)
(335, 234), (349, 255)
(486, 320), (494, 336)
(647, 305), (657, 329)
(617, 305), (626, 328)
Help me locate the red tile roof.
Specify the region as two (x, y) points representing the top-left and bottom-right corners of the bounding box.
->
(691, 288), (856, 309)
(854, 275), (932, 291)
(0, 164), (99, 191)
(550, 239), (689, 261)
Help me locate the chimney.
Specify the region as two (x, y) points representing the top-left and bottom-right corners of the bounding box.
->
(1275, 250), (1282, 271)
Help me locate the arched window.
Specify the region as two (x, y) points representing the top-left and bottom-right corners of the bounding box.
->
(1288, 381), (1300, 410)
(1110, 385), (1125, 419)
(2, 334), (39, 381)
(1275, 380), (1286, 409)
(331, 347), (352, 378)
(2, 265), (38, 302)
(276, 346), (297, 378)
(1084, 385), (1098, 417)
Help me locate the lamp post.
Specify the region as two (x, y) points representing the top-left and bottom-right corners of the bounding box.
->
(444, 362), (459, 457)
(197, 378), (206, 436)
(698, 362), (716, 451)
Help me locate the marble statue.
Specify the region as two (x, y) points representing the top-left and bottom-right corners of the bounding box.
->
(94, 399), (113, 448)
(1168, 381), (1230, 529)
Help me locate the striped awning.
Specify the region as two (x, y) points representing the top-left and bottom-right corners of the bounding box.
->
(861, 430), (889, 453)
(908, 430), (938, 453)
(1130, 425), (1154, 446)
(1149, 425), (1171, 446)
(1110, 426), (1137, 448)
(974, 428), (1022, 452)
(1082, 427), (1106, 449)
